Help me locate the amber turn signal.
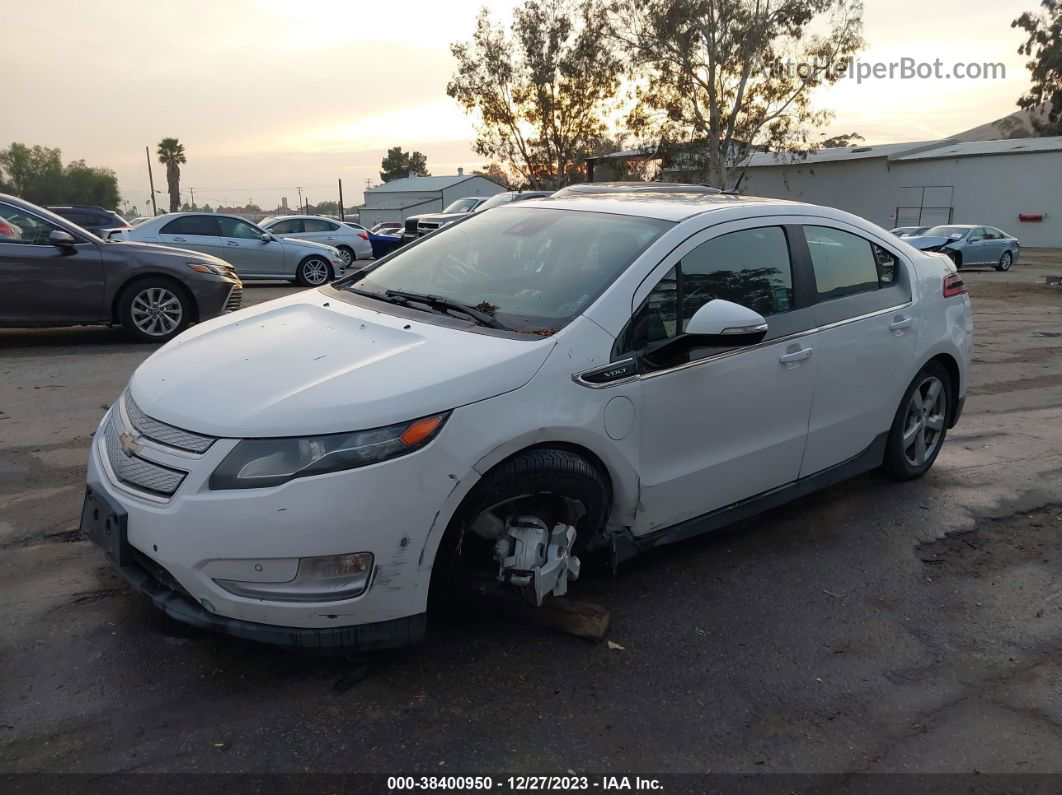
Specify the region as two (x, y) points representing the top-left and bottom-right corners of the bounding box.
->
(400, 415), (444, 446)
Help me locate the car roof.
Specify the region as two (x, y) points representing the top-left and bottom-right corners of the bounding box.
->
(525, 187), (806, 222)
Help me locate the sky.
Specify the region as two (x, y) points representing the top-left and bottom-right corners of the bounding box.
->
(0, 0), (1038, 213)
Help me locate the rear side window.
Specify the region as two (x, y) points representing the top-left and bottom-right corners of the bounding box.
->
(303, 219), (338, 232)
(805, 226), (896, 299)
(269, 219), (302, 234)
(160, 216), (221, 236)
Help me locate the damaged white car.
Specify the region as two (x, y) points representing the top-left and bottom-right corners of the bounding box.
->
(82, 184), (972, 651)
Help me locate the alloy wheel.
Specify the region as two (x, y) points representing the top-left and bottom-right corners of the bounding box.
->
(301, 258), (330, 285)
(130, 287), (183, 337)
(999, 251), (1012, 271)
(337, 248), (354, 266)
(902, 376), (946, 466)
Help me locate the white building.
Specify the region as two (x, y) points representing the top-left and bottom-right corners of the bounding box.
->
(359, 170), (506, 227)
(739, 136), (1062, 247)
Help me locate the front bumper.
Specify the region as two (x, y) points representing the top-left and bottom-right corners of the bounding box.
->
(84, 399), (467, 640)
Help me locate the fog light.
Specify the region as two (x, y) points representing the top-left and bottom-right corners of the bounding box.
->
(213, 552), (374, 603)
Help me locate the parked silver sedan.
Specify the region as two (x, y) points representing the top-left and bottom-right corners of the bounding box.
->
(904, 224), (1021, 271)
(259, 215), (373, 266)
(123, 213), (346, 285)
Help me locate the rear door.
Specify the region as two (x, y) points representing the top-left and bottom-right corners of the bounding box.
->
(156, 215), (224, 259)
(217, 216), (286, 277)
(301, 219), (341, 244)
(797, 224), (917, 476)
(981, 227), (1007, 263)
(0, 201), (105, 323)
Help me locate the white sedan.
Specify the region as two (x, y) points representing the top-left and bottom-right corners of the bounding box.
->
(259, 215), (373, 266)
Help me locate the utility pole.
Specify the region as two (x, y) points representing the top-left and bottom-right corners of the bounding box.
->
(145, 146), (157, 216)
(338, 178), (345, 221)
(189, 187), (195, 209)
(296, 186), (303, 212)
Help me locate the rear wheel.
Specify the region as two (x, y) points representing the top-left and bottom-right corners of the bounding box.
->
(996, 250), (1013, 271)
(882, 362), (951, 480)
(336, 246), (355, 266)
(295, 256), (332, 286)
(117, 278), (193, 343)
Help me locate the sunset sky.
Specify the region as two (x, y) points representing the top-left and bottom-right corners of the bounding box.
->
(0, 0), (1038, 212)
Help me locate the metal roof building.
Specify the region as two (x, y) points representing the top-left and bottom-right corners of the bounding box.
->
(359, 171), (505, 227)
(739, 136), (1062, 247)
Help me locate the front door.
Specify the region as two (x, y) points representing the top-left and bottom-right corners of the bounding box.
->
(217, 216), (286, 277)
(798, 224), (918, 475)
(627, 223), (818, 535)
(0, 201), (105, 324)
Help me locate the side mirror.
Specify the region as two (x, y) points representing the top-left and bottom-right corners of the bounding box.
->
(261, 232), (273, 242)
(49, 230), (77, 249)
(685, 299), (768, 345)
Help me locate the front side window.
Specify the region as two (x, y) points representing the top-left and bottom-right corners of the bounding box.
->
(805, 226), (886, 300)
(620, 226), (793, 353)
(0, 203), (63, 245)
(346, 207), (671, 334)
(268, 219), (302, 234)
(217, 217), (263, 239)
(160, 216), (221, 236)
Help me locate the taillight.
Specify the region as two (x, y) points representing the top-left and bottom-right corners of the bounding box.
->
(943, 274), (967, 298)
(357, 233), (368, 240)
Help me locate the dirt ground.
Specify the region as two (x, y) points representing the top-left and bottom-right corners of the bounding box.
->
(1, 252), (1061, 776)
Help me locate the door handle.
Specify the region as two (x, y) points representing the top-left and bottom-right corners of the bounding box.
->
(172, 237), (186, 242)
(889, 316), (913, 332)
(778, 347), (813, 367)
(226, 241), (239, 246)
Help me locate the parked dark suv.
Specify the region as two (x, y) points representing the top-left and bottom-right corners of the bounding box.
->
(47, 205), (131, 237)
(0, 194), (242, 342)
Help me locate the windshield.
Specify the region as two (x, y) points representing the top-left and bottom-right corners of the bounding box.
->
(344, 206), (671, 334)
(925, 226), (970, 238)
(443, 198), (481, 214)
(477, 193), (517, 211)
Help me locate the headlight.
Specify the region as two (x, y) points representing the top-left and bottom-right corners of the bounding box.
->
(187, 261), (229, 276)
(209, 413), (448, 490)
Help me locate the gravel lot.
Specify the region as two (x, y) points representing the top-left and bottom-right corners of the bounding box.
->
(2, 254), (1061, 775)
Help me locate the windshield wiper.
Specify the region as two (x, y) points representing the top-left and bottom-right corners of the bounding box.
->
(384, 289), (507, 329)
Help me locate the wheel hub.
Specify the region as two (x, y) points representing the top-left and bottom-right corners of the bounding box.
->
(494, 516), (581, 606)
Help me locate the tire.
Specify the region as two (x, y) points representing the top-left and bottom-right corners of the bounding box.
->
(947, 250), (961, 269)
(295, 256), (333, 286)
(996, 250), (1013, 271)
(336, 246), (356, 266)
(432, 448), (611, 599)
(117, 278), (193, 343)
(882, 361), (952, 481)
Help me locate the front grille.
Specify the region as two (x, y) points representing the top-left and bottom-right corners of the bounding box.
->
(103, 415), (187, 497)
(124, 393), (215, 453)
(225, 284), (243, 312)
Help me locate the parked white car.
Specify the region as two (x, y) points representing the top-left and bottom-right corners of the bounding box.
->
(122, 212), (346, 285)
(259, 215), (373, 266)
(83, 185), (972, 651)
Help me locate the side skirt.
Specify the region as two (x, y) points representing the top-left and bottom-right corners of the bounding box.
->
(610, 431), (889, 565)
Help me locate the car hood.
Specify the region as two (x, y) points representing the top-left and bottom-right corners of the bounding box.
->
(277, 237), (339, 254)
(107, 239), (233, 266)
(904, 235), (956, 250)
(128, 290), (555, 437)
(415, 212), (465, 225)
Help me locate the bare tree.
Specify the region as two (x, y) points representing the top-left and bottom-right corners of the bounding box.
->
(609, 0), (864, 189)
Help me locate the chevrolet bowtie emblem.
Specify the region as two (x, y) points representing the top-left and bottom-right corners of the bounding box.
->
(119, 431), (142, 458)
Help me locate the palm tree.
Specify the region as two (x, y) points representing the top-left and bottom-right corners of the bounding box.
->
(156, 138), (186, 212)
